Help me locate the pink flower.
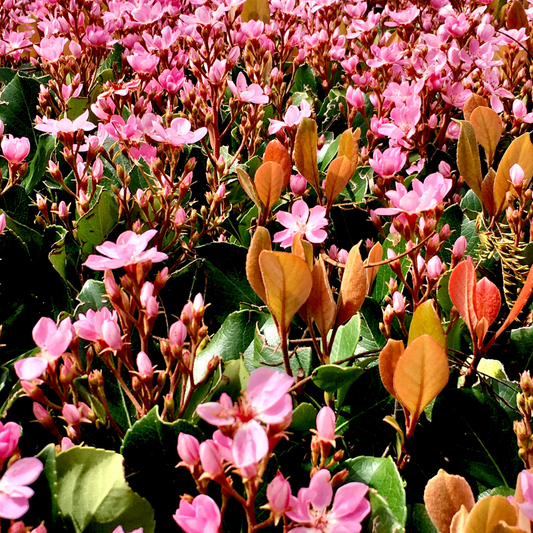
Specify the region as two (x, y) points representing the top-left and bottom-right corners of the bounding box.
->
(452, 236), (467, 259)
(32, 317), (73, 361)
(268, 99), (312, 135)
(315, 406), (336, 443)
(112, 527), (143, 533)
(33, 36), (68, 62)
(0, 423), (20, 459)
(228, 72), (269, 104)
(14, 358), (48, 381)
(1, 135), (30, 165)
(136, 352), (153, 378)
(510, 163), (524, 186)
(0, 214), (6, 235)
(346, 87), (365, 110)
(375, 172), (452, 216)
(273, 200), (328, 248)
(290, 174), (307, 196)
(158, 68), (185, 93)
(173, 494), (221, 533)
(0, 457), (43, 520)
(266, 472), (291, 525)
(35, 110), (96, 136)
(426, 256), (443, 280)
(83, 229), (168, 271)
(127, 51), (159, 75)
(286, 469), (370, 533)
(149, 118), (207, 146)
(369, 147), (407, 178)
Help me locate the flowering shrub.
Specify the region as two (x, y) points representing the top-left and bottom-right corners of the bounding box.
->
(1, 0), (533, 531)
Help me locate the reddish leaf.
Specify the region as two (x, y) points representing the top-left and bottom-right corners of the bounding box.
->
(365, 242), (382, 296)
(308, 257), (337, 340)
(336, 243), (366, 326)
(325, 155), (356, 212)
(474, 277), (501, 328)
(264, 140), (292, 189)
(448, 260), (478, 336)
(379, 339), (405, 400)
(294, 118), (320, 194)
(470, 106), (501, 167)
(246, 227), (272, 304)
(463, 94), (489, 122)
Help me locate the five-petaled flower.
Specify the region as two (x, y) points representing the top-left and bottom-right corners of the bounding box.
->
(268, 99), (312, 135)
(273, 200), (328, 248)
(83, 229), (168, 271)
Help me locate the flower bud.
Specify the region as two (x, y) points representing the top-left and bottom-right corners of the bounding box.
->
(177, 433), (200, 466)
(136, 351), (153, 378)
(266, 472), (291, 525)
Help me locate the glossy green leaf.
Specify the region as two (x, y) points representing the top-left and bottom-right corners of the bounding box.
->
(121, 407), (202, 530)
(290, 402), (318, 432)
(312, 364), (365, 393)
(74, 280), (111, 316)
(77, 189), (119, 259)
(365, 491), (404, 533)
(406, 504), (438, 533)
(56, 447), (155, 533)
(22, 134), (56, 193)
(345, 456), (407, 527)
(330, 314), (360, 365)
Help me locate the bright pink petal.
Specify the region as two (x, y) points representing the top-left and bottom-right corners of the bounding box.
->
(14, 358), (48, 380)
(232, 420), (269, 467)
(247, 368), (294, 415)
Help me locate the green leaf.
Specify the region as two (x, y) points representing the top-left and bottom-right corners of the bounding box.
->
(460, 189), (483, 218)
(318, 132), (339, 171)
(55, 446), (155, 533)
(0, 73), (41, 153)
(312, 364), (366, 393)
(330, 314), (360, 365)
(22, 134), (56, 193)
(291, 64), (317, 95)
(290, 402), (318, 432)
(33, 444), (63, 530)
(66, 97), (90, 120)
(432, 389), (521, 488)
(406, 504), (438, 533)
(364, 491), (404, 533)
(510, 326), (533, 369)
(461, 216), (481, 261)
(338, 165), (370, 205)
(1, 184), (31, 224)
(77, 188), (119, 259)
(357, 298), (387, 353)
(75, 280), (111, 315)
(98, 43), (125, 77)
(345, 456), (407, 527)
(121, 407), (203, 530)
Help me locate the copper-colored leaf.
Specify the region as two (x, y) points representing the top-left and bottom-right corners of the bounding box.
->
(338, 127), (360, 163)
(451, 506), (470, 533)
(254, 161), (284, 215)
(463, 496), (517, 533)
(325, 155), (356, 211)
(494, 133), (533, 216)
(474, 277), (501, 328)
(336, 242), (366, 326)
(463, 94), (489, 121)
(506, 0), (529, 31)
(424, 469), (475, 533)
(481, 168), (497, 218)
(237, 167), (261, 209)
(492, 523), (528, 533)
(379, 339), (404, 399)
(292, 233), (313, 269)
(294, 117), (320, 194)
(449, 260), (478, 337)
(246, 227), (271, 304)
(393, 335), (449, 426)
(365, 242), (382, 296)
(241, 0), (270, 22)
(308, 257), (337, 339)
(259, 250), (312, 333)
(408, 299), (446, 350)
(470, 106), (502, 167)
(264, 139), (292, 189)
(456, 119), (483, 202)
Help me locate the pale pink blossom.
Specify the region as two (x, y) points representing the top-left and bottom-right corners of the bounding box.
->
(393, 292), (405, 314)
(228, 72), (269, 105)
(32, 317), (73, 361)
(273, 200), (328, 248)
(127, 51), (159, 75)
(513, 100), (533, 123)
(315, 406), (336, 443)
(149, 118), (207, 146)
(158, 68), (185, 93)
(74, 307), (120, 343)
(0, 458), (43, 519)
(290, 174), (307, 196)
(1, 135), (30, 165)
(426, 256), (443, 280)
(136, 352), (153, 378)
(33, 36), (68, 62)
(369, 147), (407, 178)
(83, 229), (168, 271)
(510, 163), (524, 186)
(346, 87), (365, 109)
(173, 494), (221, 533)
(286, 469), (370, 533)
(268, 99), (312, 135)
(266, 472), (291, 525)
(177, 433), (200, 467)
(0, 214), (5, 234)
(0, 423), (20, 459)
(375, 172), (452, 216)
(112, 527), (143, 533)
(35, 110), (96, 136)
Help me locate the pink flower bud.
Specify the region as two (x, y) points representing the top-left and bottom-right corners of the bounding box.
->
(346, 86), (365, 109)
(174, 208), (187, 226)
(0, 421), (20, 458)
(392, 292), (405, 314)
(0, 119), (4, 136)
(438, 161), (451, 177)
(338, 249), (349, 265)
(58, 201), (69, 218)
(199, 440), (224, 477)
(290, 174), (307, 196)
(0, 213), (5, 234)
(136, 351), (153, 378)
(140, 282), (154, 307)
(102, 320), (122, 350)
(61, 437), (75, 451)
(177, 433), (200, 466)
(316, 406), (336, 442)
(510, 163), (524, 186)
(33, 403), (52, 426)
(215, 183), (226, 201)
(266, 472), (291, 524)
(92, 158), (103, 181)
(452, 236), (467, 258)
(170, 320), (187, 348)
(62, 404), (81, 425)
(427, 256), (443, 280)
